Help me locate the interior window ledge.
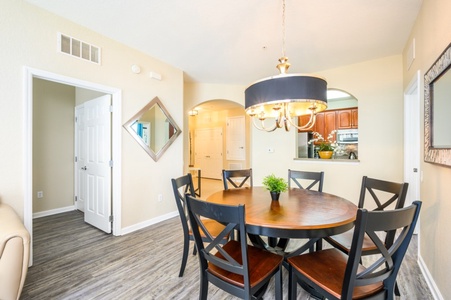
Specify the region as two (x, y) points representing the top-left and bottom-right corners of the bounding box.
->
(294, 158), (360, 163)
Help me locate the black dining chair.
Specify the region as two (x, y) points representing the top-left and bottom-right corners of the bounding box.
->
(288, 201), (422, 300)
(325, 176), (409, 255)
(186, 194), (284, 300)
(222, 168), (253, 190)
(324, 176), (408, 296)
(288, 169), (324, 191)
(171, 173), (229, 277)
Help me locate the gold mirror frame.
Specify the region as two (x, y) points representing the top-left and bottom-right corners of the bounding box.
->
(123, 96), (181, 161)
(424, 42), (451, 166)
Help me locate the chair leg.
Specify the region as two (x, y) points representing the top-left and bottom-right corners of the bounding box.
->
(394, 281), (401, 296)
(192, 243), (198, 255)
(288, 265), (297, 300)
(275, 266), (282, 300)
(179, 237), (189, 277)
(199, 270), (208, 300)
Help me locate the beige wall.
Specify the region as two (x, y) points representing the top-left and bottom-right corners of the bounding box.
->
(0, 1), (184, 228)
(403, 0), (451, 297)
(33, 79), (75, 213)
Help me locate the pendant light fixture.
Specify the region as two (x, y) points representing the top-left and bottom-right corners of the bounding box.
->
(245, 0), (328, 132)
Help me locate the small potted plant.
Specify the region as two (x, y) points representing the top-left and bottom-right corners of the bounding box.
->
(262, 174), (288, 201)
(309, 130), (338, 159)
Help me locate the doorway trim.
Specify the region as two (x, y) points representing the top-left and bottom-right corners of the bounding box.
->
(24, 67), (122, 261)
(403, 70), (421, 231)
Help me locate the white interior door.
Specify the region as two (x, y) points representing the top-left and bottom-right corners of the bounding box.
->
(226, 116), (245, 160)
(404, 71), (421, 232)
(195, 128), (223, 179)
(76, 95), (112, 233)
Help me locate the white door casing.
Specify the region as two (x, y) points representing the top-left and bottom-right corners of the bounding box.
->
(404, 70), (421, 232)
(75, 105), (86, 212)
(25, 67), (122, 265)
(226, 116), (245, 161)
(195, 128), (223, 179)
(83, 95), (112, 233)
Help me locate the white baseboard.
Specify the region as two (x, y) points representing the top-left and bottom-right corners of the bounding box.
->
(121, 210), (179, 235)
(33, 206), (76, 219)
(418, 254), (444, 300)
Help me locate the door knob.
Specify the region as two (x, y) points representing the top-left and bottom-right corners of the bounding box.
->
(81, 166), (87, 170)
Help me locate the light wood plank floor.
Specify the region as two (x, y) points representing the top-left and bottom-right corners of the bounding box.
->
(21, 179), (433, 299)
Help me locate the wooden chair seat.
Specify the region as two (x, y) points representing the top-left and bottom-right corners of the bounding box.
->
(209, 240), (284, 289)
(288, 249), (383, 299)
(190, 218), (227, 238)
(327, 230), (379, 254)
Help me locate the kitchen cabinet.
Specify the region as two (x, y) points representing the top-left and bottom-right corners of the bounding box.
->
(298, 111), (335, 139)
(298, 114), (314, 132)
(298, 107), (358, 137)
(324, 111), (336, 138)
(336, 108), (358, 129)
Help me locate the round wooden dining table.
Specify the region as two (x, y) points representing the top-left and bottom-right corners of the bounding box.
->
(206, 187), (358, 252)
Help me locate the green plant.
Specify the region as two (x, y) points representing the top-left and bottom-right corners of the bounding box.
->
(309, 130), (338, 152)
(317, 141), (334, 151)
(262, 174), (288, 193)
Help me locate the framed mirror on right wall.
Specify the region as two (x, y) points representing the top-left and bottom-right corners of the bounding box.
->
(424, 42), (451, 167)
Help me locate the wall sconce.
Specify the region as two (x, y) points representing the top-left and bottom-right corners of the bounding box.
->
(188, 110), (198, 116)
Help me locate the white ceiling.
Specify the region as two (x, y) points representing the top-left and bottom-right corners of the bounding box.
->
(26, 0), (422, 85)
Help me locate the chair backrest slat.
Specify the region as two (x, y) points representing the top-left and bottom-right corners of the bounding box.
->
(288, 169), (324, 191)
(222, 168), (253, 190)
(358, 176), (409, 249)
(171, 173), (196, 232)
(358, 176), (408, 210)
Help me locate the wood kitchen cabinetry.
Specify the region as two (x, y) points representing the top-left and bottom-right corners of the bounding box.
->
(298, 107), (358, 138)
(336, 108), (358, 129)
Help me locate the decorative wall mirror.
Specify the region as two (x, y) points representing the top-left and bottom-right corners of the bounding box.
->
(424, 42), (451, 166)
(124, 96), (181, 161)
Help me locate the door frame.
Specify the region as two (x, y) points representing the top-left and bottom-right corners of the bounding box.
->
(24, 67), (122, 262)
(403, 70), (421, 232)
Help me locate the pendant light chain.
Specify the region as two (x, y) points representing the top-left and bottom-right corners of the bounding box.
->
(282, 0), (286, 57)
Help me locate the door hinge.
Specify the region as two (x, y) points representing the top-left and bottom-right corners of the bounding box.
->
(109, 160), (114, 167)
(75, 116), (78, 123)
(109, 215), (114, 222)
(75, 156), (78, 163)
(109, 105), (114, 113)
(75, 196), (78, 202)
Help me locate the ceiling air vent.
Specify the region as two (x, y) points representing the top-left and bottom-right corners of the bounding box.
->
(57, 32), (101, 65)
